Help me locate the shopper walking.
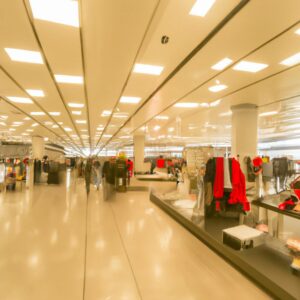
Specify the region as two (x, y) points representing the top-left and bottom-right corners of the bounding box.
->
(84, 158), (92, 195)
(93, 160), (101, 190)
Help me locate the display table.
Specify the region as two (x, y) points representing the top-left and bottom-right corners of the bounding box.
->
(150, 192), (300, 300)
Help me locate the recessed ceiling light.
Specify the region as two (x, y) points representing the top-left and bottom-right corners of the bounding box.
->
(64, 127), (72, 132)
(101, 110), (112, 117)
(68, 103), (84, 108)
(30, 112), (45, 116)
(280, 52), (300, 66)
(0, 115), (8, 120)
(80, 129), (88, 132)
(233, 61), (268, 73)
(13, 122), (23, 125)
(23, 117), (31, 121)
(26, 129), (34, 132)
(208, 84), (227, 93)
(49, 112), (61, 116)
(75, 120), (87, 124)
(103, 134), (112, 138)
(55, 75), (83, 84)
(26, 89), (45, 97)
(211, 57), (233, 70)
(4, 48), (43, 64)
(168, 127), (174, 132)
(44, 137), (49, 142)
(155, 115), (169, 120)
(7, 96), (33, 104)
(113, 113), (128, 119)
(22, 133), (29, 136)
(72, 110), (82, 115)
(52, 125), (59, 128)
(29, 0), (79, 27)
(58, 122), (63, 125)
(259, 111), (278, 117)
(133, 63), (164, 75)
(189, 0), (215, 17)
(31, 123), (39, 127)
(219, 111), (232, 117)
(120, 96), (141, 104)
(9, 128), (16, 131)
(154, 125), (161, 131)
(0, 122), (7, 126)
(199, 103), (210, 108)
(210, 99), (222, 107)
(174, 102), (199, 108)
(11, 124), (21, 127)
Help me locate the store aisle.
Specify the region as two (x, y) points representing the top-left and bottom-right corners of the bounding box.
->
(0, 178), (270, 300)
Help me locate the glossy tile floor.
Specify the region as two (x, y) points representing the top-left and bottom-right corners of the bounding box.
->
(0, 175), (270, 300)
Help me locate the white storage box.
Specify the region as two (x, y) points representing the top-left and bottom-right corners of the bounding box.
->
(222, 225), (265, 250)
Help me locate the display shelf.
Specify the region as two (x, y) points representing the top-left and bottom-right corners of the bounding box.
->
(252, 196), (300, 220)
(151, 192), (300, 300)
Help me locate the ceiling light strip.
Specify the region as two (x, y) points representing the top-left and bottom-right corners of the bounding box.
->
(94, 0), (162, 154)
(0, 63), (84, 155)
(23, 0), (85, 149)
(96, 0), (250, 154)
(129, 18), (300, 139)
(0, 96), (79, 153)
(78, 0), (92, 152)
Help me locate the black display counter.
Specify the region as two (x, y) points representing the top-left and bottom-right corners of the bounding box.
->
(150, 192), (300, 300)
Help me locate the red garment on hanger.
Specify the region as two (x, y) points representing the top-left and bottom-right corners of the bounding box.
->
(213, 157), (224, 211)
(228, 158), (250, 211)
(157, 159), (165, 168)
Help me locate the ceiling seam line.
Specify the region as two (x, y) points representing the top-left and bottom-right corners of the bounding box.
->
(130, 17), (300, 136)
(94, 0), (162, 153)
(0, 64), (84, 155)
(78, 0), (92, 151)
(0, 97), (80, 154)
(98, 0), (250, 153)
(22, 0), (85, 148)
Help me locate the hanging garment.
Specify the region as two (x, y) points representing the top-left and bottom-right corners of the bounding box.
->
(244, 156), (255, 182)
(228, 158), (250, 211)
(157, 158), (165, 168)
(213, 157), (224, 211)
(224, 158), (232, 189)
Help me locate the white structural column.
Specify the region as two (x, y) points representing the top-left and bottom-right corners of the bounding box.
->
(32, 136), (45, 159)
(231, 103), (258, 169)
(133, 135), (145, 173)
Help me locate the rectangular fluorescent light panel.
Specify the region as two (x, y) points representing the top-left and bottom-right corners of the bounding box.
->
(174, 102), (198, 108)
(76, 120), (87, 124)
(233, 61), (268, 73)
(30, 112), (45, 116)
(210, 99), (222, 107)
(154, 125), (161, 131)
(64, 127), (72, 132)
(72, 110), (82, 115)
(120, 96), (141, 104)
(7, 96), (33, 104)
(23, 117), (31, 120)
(280, 52), (300, 66)
(189, 0), (216, 17)
(155, 115), (169, 120)
(208, 84), (227, 93)
(49, 112), (61, 116)
(133, 63), (164, 75)
(31, 123), (39, 127)
(5, 48), (43, 64)
(13, 122), (23, 125)
(101, 110), (112, 117)
(26, 89), (45, 97)
(259, 111), (278, 117)
(68, 103), (84, 108)
(29, 0), (79, 27)
(103, 134), (112, 138)
(52, 125), (59, 128)
(211, 58), (233, 70)
(55, 75), (83, 84)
